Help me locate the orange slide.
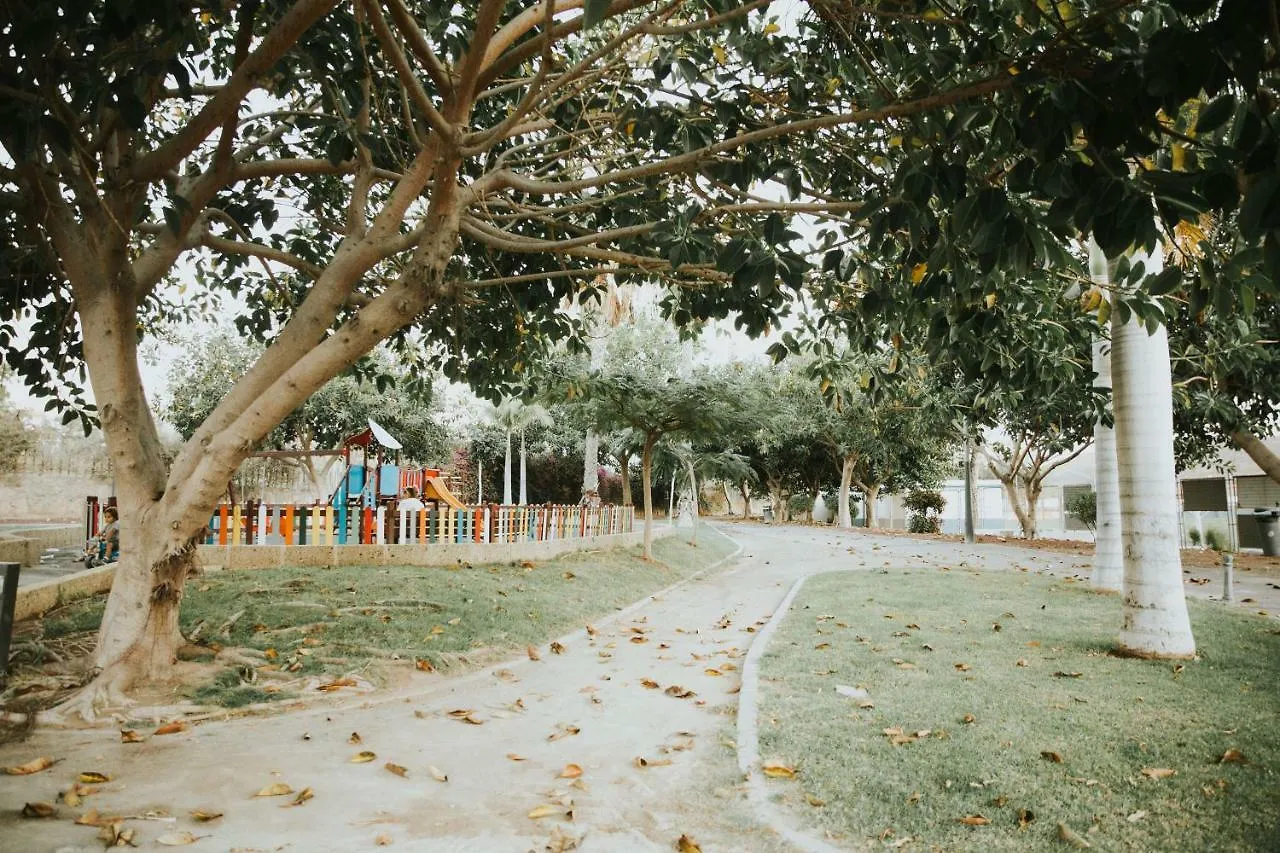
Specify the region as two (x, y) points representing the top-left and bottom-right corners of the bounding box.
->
(422, 477), (466, 509)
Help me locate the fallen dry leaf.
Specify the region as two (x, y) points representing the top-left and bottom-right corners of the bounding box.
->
(703, 668), (723, 677)
(375, 833), (394, 846)
(585, 624), (599, 636)
(528, 644), (542, 661)
(664, 685), (696, 699)
(75, 809), (105, 826)
(120, 730), (145, 744)
(1126, 810), (1147, 823)
(962, 714), (976, 724)
(4, 756), (55, 776)
(527, 803), (570, 820)
(956, 814), (990, 826)
(676, 834), (702, 852)
(551, 641), (566, 655)
(78, 771), (110, 784)
(414, 658), (435, 673)
(1052, 671), (1083, 679)
(384, 763), (409, 778)
(954, 663), (971, 672)
(285, 787), (314, 807)
(427, 766), (447, 782)
(154, 721), (188, 736)
(640, 678), (660, 689)
(255, 783), (294, 797)
(805, 793), (826, 807)
(1041, 751), (1064, 764)
(1017, 808), (1035, 828)
(21, 802), (56, 818)
(349, 732), (363, 744)
(559, 764), (584, 779)
(1057, 821), (1092, 848)
(1141, 767), (1177, 780)
(1220, 749), (1248, 764)
(506, 753), (527, 761)
(633, 756), (673, 768)
(156, 830), (201, 846)
(351, 751), (378, 763)
(190, 809), (223, 822)
(761, 760), (797, 779)
(547, 724), (581, 742)
(629, 636), (648, 645)
(317, 677), (358, 692)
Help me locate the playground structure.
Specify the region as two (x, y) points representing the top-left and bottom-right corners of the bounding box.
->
(81, 421), (636, 551)
(202, 418), (635, 547)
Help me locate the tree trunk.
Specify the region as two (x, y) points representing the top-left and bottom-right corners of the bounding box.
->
(1093, 336), (1123, 590)
(1231, 429), (1280, 485)
(519, 428), (528, 505)
(740, 480), (751, 520)
(503, 429), (513, 505)
(641, 435), (656, 560)
(721, 481), (733, 516)
(620, 454), (632, 506)
(1089, 239), (1123, 591)
(863, 483), (880, 528)
(837, 456), (855, 528)
(684, 456), (699, 546)
(963, 438), (976, 543)
(1023, 478), (1041, 539)
(668, 472), (676, 527)
(1111, 242), (1195, 658)
(582, 428), (599, 501)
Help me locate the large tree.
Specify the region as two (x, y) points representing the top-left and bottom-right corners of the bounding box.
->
(7, 0), (1020, 715)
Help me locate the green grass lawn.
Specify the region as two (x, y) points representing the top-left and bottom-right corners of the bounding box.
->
(35, 529), (735, 706)
(757, 568), (1280, 852)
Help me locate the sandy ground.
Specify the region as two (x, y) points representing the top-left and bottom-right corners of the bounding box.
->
(0, 524), (1274, 853)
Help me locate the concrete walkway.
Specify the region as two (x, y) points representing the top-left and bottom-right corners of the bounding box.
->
(0, 524), (1270, 853)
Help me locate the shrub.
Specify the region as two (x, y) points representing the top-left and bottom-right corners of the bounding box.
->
(1188, 528), (1202, 547)
(904, 489), (945, 534)
(1205, 527), (1226, 552)
(788, 493), (814, 518)
(1066, 491), (1097, 532)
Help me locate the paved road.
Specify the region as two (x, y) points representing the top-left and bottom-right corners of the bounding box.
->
(0, 524), (1267, 853)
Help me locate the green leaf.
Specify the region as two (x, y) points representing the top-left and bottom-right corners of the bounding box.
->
(582, 0), (610, 30)
(1145, 267), (1182, 296)
(1194, 94), (1235, 134)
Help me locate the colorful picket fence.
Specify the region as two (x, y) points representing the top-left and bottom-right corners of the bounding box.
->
(204, 503), (635, 547)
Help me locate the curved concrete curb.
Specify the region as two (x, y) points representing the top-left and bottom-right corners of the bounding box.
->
(738, 574), (846, 853)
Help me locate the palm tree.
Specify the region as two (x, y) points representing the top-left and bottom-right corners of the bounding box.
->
(1102, 239), (1195, 658)
(491, 399), (553, 505)
(1087, 239), (1123, 592)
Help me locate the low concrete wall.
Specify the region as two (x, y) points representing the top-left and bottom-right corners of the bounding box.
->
(13, 528), (671, 622)
(13, 562), (116, 622)
(0, 525), (81, 567)
(195, 530), (651, 571)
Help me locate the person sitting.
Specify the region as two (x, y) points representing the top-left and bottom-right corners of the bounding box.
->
(399, 487), (425, 513)
(84, 507), (120, 567)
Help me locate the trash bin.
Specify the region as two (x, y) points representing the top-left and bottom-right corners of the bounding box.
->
(762, 504), (774, 523)
(1254, 508), (1280, 557)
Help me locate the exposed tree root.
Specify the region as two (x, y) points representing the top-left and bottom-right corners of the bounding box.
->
(216, 609), (246, 637)
(45, 667), (135, 725)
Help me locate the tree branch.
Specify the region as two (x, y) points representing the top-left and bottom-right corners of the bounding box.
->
(131, 0), (340, 181)
(481, 75), (1013, 197)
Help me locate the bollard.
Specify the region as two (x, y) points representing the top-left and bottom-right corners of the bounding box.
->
(0, 563), (20, 685)
(1222, 553), (1234, 603)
